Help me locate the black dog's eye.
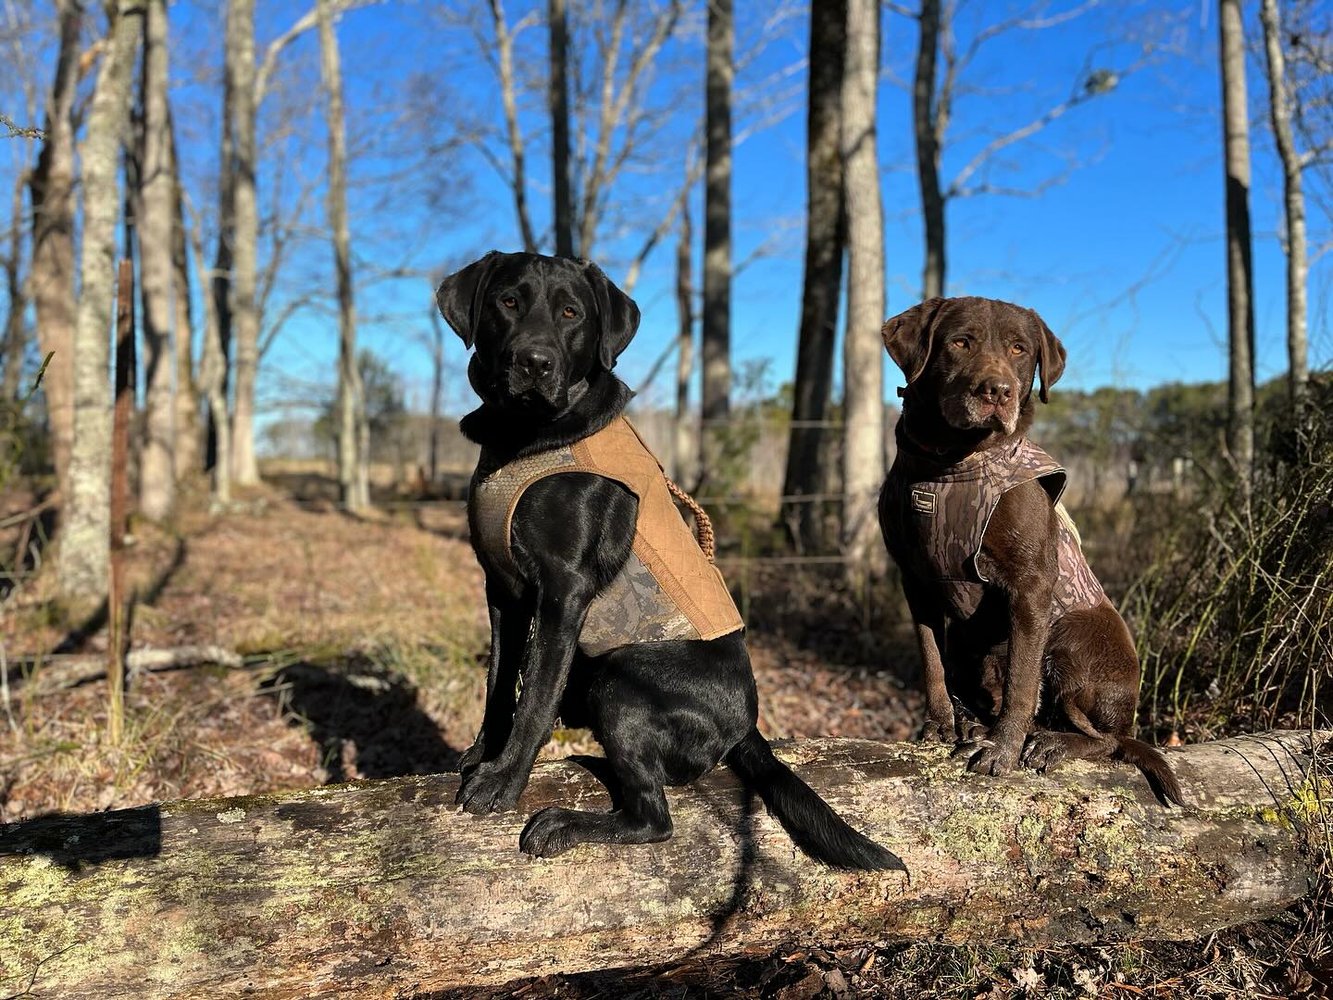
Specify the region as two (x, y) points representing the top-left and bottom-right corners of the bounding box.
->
(500, 295), (518, 309)
(952, 337), (969, 350)
(1010, 343), (1026, 355)
(562, 306), (579, 320)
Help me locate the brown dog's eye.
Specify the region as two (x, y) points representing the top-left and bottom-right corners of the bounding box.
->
(562, 306), (578, 320)
(1010, 343), (1026, 355)
(501, 295), (517, 309)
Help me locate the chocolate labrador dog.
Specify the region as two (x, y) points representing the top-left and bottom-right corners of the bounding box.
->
(879, 296), (1181, 804)
(437, 250), (902, 868)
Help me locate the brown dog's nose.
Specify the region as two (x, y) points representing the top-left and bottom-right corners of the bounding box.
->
(513, 347), (555, 380)
(974, 377), (1012, 404)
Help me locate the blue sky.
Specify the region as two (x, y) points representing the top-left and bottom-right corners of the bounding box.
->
(3, 0), (1328, 425)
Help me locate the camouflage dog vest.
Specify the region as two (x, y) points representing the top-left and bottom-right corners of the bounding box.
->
(884, 431), (1105, 622)
(469, 416), (744, 656)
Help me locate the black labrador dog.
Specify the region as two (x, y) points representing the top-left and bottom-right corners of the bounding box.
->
(437, 250), (901, 869)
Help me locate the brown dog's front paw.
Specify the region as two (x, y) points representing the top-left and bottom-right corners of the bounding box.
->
(962, 736), (1022, 776)
(918, 717), (955, 743)
(1020, 732), (1069, 773)
(951, 714), (988, 743)
(456, 761), (526, 814)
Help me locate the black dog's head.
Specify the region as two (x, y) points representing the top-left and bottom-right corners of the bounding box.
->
(882, 296), (1066, 437)
(436, 251), (640, 416)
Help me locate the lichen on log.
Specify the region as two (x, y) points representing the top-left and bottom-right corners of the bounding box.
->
(0, 731), (1326, 999)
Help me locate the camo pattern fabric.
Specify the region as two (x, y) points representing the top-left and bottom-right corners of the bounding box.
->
(884, 428), (1106, 622)
(469, 417), (743, 657)
(578, 551), (698, 654)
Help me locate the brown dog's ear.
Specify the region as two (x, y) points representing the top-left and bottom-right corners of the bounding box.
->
(435, 251), (500, 349)
(582, 259), (640, 370)
(881, 297), (947, 384)
(1029, 308), (1067, 403)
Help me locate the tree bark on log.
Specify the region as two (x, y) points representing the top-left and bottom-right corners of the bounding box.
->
(0, 732), (1325, 999)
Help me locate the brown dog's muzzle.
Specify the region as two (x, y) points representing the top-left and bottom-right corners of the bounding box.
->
(941, 364), (1022, 433)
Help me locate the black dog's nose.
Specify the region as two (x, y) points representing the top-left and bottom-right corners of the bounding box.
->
(974, 377), (1012, 403)
(513, 348), (555, 380)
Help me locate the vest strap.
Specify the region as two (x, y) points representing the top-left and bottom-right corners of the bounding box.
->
(663, 477), (716, 563)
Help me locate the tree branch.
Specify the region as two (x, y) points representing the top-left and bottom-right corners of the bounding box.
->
(0, 112), (42, 139)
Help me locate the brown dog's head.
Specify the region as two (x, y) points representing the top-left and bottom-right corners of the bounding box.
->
(882, 296), (1066, 437)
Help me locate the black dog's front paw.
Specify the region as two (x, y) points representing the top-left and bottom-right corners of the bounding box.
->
(457, 740), (486, 776)
(519, 807), (583, 858)
(456, 761), (527, 814)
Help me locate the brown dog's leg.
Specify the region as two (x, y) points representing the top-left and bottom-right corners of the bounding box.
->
(903, 577), (953, 741)
(1021, 729), (1116, 772)
(959, 483), (1056, 776)
(1027, 605), (1184, 804)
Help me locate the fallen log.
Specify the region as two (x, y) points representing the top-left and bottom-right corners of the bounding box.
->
(0, 731), (1326, 999)
(4, 644), (246, 696)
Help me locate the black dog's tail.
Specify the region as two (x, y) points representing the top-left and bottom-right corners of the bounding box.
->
(724, 729), (905, 871)
(1115, 736), (1185, 806)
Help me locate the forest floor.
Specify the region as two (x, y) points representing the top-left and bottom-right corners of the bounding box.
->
(0, 474), (1326, 999)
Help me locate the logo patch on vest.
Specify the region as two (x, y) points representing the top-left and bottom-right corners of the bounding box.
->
(910, 488), (937, 515)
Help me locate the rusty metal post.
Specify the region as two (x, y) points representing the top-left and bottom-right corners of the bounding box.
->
(108, 258), (135, 744)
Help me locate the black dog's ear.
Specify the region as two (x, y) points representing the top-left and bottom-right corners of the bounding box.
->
(583, 259), (640, 370)
(1028, 308), (1066, 403)
(881, 297), (947, 384)
(435, 251), (500, 349)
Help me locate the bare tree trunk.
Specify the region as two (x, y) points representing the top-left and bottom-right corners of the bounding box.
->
(1258, 0), (1309, 417)
(137, 0), (176, 522)
(169, 109), (200, 480)
(207, 25), (236, 477)
(781, 0), (846, 553)
(427, 306), (445, 486)
(840, 0), (886, 578)
(1219, 0), (1255, 489)
(700, 0), (733, 484)
(549, 0), (573, 258)
(188, 203), (231, 506)
(228, 0), (259, 487)
(28, 0), (81, 494)
(1, 172), (26, 401)
(489, 0), (538, 253)
(914, 0), (946, 299)
(0, 732), (1322, 998)
(61, 0), (141, 602)
(673, 199), (695, 485)
(319, 0), (369, 512)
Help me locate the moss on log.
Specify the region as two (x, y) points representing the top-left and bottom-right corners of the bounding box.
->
(0, 731), (1326, 999)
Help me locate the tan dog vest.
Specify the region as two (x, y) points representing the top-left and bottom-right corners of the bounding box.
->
(884, 433), (1105, 622)
(470, 416), (744, 656)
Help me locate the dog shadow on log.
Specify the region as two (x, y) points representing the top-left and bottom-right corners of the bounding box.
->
(562, 753), (762, 950)
(260, 659), (462, 782)
(0, 805), (162, 871)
